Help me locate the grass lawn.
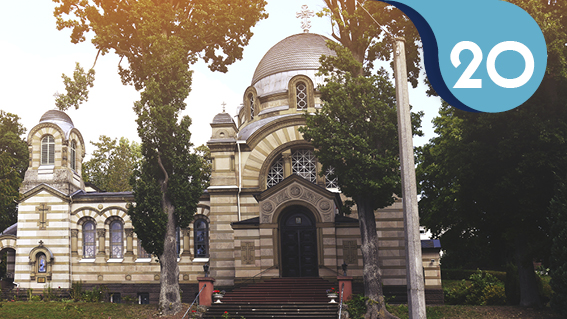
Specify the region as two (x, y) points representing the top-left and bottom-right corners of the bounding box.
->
(0, 301), (564, 318)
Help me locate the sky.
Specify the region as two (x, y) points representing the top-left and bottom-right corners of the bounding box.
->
(0, 0), (440, 158)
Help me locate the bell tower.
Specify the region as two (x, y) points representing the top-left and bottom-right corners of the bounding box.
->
(20, 110), (86, 195)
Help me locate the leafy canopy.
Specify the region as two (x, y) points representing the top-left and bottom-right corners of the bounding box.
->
(82, 136), (142, 192)
(0, 111), (29, 232)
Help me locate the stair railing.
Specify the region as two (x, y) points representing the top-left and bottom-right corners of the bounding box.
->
(320, 265), (342, 276)
(338, 282), (345, 319)
(182, 283), (207, 319)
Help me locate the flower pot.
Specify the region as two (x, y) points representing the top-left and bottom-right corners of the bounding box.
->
(327, 293), (338, 303)
(213, 294), (224, 303)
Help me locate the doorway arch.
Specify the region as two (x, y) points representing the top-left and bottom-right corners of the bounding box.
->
(279, 205), (318, 277)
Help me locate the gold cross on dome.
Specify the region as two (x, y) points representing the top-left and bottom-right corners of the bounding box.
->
(296, 5), (314, 33)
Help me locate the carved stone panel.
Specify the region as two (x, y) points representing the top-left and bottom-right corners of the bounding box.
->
(343, 240), (358, 265)
(241, 242), (255, 265)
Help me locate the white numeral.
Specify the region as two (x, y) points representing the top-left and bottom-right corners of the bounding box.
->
(452, 40), (534, 89)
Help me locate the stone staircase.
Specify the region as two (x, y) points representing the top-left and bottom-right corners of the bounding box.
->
(203, 277), (339, 319)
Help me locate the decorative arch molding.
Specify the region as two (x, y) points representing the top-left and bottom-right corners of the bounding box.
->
(245, 114), (305, 149)
(196, 205), (210, 217)
(288, 75), (315, 110)
(100, 206), (130, 224)
(29, 242), (54, 281)
(28, 123), (65, 145)
(68, 128), (86, 156)
(258, 140), (312, 190)
(71, 206), (100, 217)
(254, 174), (339, 224)
(0, 235), (17, 251)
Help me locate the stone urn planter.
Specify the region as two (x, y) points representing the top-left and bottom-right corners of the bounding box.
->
(212, 290), (225, 303)
(326, 288), (338, 303)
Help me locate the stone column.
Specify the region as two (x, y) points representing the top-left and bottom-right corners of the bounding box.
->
(182, 228), (191, 257)
(96, 229), (106, 262)
(282, 150), (292, 178)
(197, 277), (215, 306)
(70, 229), (78, 257)
(124, 228), (134, 261)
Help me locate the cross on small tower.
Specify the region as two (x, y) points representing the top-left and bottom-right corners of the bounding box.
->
(296, 5), (314, 33)
(221, 101), (226, 113)
(36, 203), (50, 230)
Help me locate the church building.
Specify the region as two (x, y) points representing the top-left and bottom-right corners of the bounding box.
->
(0, 30), (442, 304)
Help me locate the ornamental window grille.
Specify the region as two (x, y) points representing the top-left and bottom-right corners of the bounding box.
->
(110, 221), (123, 258)
(267, 158), (284, 188)
(41, 135), (55, 165)
(296, 82), (308, 110)
(194, 219), (209, 258)
(83, 221), (96, 258)
(249, 94), (255, 120)
(325, 166), (339, 189)
(137, 239), (150, 258)
(292, 149), (317, 183)
(70, 140), (77, 171)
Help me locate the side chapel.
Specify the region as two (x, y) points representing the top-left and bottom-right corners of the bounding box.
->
(0, 29), (442, 304)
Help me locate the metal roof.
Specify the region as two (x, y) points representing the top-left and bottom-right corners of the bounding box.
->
(251, 33), (336, 85)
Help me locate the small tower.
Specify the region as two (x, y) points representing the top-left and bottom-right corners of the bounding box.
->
(20, 110), (86, 195)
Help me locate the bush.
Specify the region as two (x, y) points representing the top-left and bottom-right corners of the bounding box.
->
(345, 294), (367, 319)
(444, 269), (506, 305)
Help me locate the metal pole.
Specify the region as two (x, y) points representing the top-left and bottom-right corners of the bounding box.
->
(393, 37), (426, 319)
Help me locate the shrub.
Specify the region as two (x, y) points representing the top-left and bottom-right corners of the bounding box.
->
(345, 294), (367, 319)
(70, 281), (83, 301)
(444, 269), (506, 305)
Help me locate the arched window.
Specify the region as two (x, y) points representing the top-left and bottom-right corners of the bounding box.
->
(41, 135), (55, 165)
(194, 219), (209, 258)
(83, 221), (96, 258)
(267, 158), (284, 188)
(249, 94), (255, 120)
(292, 149), (317, 183)
(110, 221), (123, 258)
(296, 82), (308, 110)
(37, 253), (47, 273)
(70, 140), (77, 171)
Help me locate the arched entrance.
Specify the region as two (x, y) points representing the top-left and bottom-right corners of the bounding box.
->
(280, 206), (318, 277)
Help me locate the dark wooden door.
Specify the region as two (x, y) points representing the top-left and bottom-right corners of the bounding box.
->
(281, 209), (318, 277)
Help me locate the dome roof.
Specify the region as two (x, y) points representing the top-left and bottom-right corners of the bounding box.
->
(38, 109), (75, 137)
(212, 112), (234, 125)
(40, 110), (74, 126)
(251, 33), (335, 85)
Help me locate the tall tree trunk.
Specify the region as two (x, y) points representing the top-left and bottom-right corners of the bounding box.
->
(158, 155), (182, 316)
(515, 235), (542, 308)
(356, 196), (399, 319)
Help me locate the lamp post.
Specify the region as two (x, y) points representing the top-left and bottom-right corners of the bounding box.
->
(203, 263), (209, 278)
(341, 262), (348, 276)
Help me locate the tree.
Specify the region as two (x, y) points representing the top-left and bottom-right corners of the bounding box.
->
(82, 136), (141, 192)
(319, 0), (421, 85)
(0, 111), (28, 233)
(300, 46), (421, 318)
(416, 0), (567, 308)
(549, 176), (567, 316)
(53, 0), (268, 314)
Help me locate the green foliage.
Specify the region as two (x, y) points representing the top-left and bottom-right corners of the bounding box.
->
(345, 294), (368, 319)
(70, 281), (83, 302)
(82, 136), (141, 192)
(319, 0), (422, 88)
(54, 62), (95, 111)
(443, 270), (506, 306)
(0, 110), (28, 233)
(549, 178), (567, 316)
(505, 263), (521, 305)
(442, 269), (507, 283)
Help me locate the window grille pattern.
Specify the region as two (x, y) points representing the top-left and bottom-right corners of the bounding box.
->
(70, 140), (77, 171)
(83, 221), (96, 258)
(325, 166), (339, 189)
(41, 135), (55, 165)
(292, 150), (317, 183)
(296, 82), (307, 110)
(267, 158), (284, 188)
(194, 219), (208, 258)
(110, 221), (123, 258)
(249, 94), (255, 120)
